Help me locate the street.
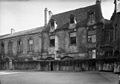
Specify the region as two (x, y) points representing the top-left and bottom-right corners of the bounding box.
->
(0, 71), (118, 84)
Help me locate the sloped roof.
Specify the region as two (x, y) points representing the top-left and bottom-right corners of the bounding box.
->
(0, 26), (44, 40)
(45, 3), (103, 31)
(112, 12), (120, 25)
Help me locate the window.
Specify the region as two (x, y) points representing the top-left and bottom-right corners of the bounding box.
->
(51, 19), (55, 27)
(28, 38), (33, 52)
(50, 36), (55, 47)
(50, 19), (57, 32)
(17, 40), (23, 53)
(92, 50), (96, 59)
(88, 11), (95, 25)
(8, 41), (13, 55)
(1, 42), (4, 55)
(88, 49), (96, 59)
(88, 35), (96, 43)
(70, 14), (76, 24)
(70, 32), (76, 45)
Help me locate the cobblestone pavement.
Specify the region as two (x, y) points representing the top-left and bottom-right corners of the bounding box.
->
(0, 71), (118, 84)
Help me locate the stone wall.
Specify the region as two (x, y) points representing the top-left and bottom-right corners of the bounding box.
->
(0, 33), (42, 59)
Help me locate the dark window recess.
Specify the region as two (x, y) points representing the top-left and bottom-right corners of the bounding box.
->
(70, 37), (76, 45)
(1, 42), (4, 54)
(50, 39), (55, 47)
(1, 42), (4, 48)
(70, 14), (75, 24)
(17, 40), (22, 53)
(51, 19), (55, 27)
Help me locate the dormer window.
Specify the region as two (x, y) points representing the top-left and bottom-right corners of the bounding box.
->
(69, 14), (76, 29)
(88, 11), (95, 25)
(50, 19), (57, 32)
(70, 14), (76, 24)
(51, 19), (55, 27)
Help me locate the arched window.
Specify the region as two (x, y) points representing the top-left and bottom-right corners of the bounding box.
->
(28, 38), (34, 52)
(17, 39), (23, 54)
(8, 41), (13, 55)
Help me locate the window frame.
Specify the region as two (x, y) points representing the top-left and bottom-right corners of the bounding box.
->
(28, 38), (34, 52)
(49, 35), (55, 47)
(17, 39), (23, 53)
(69, 32), (77, 45)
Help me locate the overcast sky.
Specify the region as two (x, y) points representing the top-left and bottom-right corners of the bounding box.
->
(0, 0), (115, 35)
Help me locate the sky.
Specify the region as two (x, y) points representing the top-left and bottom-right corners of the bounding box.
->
(0, 0), (115, 35)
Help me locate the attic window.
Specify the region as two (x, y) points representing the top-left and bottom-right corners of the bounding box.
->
(88, 11), (95, 25)
(50, 19), (57, 32)
(70, 14), (76, 24)
(51, 19), (55, 27)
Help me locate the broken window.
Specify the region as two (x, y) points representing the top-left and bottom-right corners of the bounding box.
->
(50, 36), (55, 47)
(70, 32), (76, 45)
(51, 19), (55, 27)
(50, 19), (57, 32)
(70, 14), (76, 24)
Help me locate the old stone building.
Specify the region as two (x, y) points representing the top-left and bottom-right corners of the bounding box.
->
(0, 0), (111, 61)
(0, 0), (117, 71)
(42, 0), (111, 60)
(0, 27), (44, 62)
(111, 11), (120, 56)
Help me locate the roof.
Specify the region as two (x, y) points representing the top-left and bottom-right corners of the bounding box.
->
(45, 3), (103, 31)
(112, 12), (120, 26)
(0, 26), (44, 40)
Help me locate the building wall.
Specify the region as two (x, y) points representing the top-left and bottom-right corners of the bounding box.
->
(0, 33), (42, 59)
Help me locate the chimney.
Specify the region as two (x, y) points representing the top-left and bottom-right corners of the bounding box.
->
(48, 10), (53, 20)
(96, 0), (101, 4)
(11, 28), (15, 34)
(44, 8), (48, 26)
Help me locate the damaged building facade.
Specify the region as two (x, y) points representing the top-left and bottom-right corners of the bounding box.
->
(0, 0), (119, 72)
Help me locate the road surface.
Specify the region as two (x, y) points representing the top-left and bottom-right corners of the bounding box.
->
(0, 71), (118, 84)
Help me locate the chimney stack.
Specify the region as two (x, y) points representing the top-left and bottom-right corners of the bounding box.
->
(96, 0), (101, 4)
(48, 10), (53, 19)
(44, 8), (48, 26)
(11, 28), (15, 34)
